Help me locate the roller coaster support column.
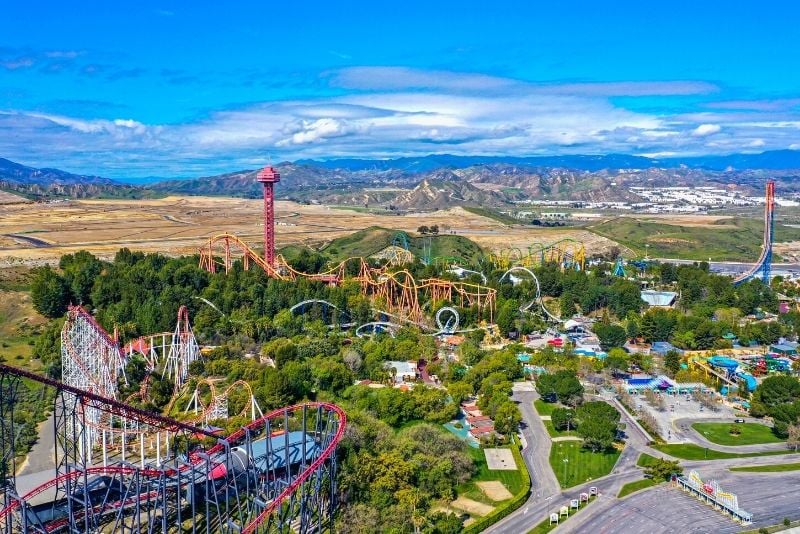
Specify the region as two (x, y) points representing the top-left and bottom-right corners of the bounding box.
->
(257, 165), (281, 266)
(0, 370), (21, 525)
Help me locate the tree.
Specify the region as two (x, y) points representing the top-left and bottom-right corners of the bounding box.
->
(536, 370), (584, 406)
(663, 350), (682, 377)
(626, 320), (640, 341)
(554, 371), (584, 406)
(494, 402), (521, 436)
(417, 225), (430, 235)
(593, 323), (627, 350)
(551, 407), (575, 431)
(447, 381), (473, 406)
(343, 349), (363, 373)
(788, 424), (800, 452)
(496, 301), (517, 337)
(59, 251), (103, 305)
(640, 308), (678, 342)
(754, 375), (800, 407)
(643, 457), (683, 481)
(574, 401), (620, 451)
(30, 266), (71, 318)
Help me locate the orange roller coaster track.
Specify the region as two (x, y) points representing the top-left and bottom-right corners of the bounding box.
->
(199, 233), (495, 322)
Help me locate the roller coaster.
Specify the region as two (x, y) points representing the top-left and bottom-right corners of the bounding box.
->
(124, 306), (201, 393)
(499, 266), (561, 322)
(184, 379), (264, 424)
(0, 364), (345, 534)
(733, 180), (775, 285)
(488, 239), (586, 271)
(199, 233), (496, 323)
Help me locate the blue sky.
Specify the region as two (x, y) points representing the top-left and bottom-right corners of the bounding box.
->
(1, 1), (799, 178)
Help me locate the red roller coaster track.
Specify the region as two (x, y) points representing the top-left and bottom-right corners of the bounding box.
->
(0, 364), (345, 533)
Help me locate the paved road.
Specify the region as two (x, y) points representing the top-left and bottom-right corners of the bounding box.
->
(486, 388), (643, 534)
(18, 413), (55, 475)
(655, 258), (800, 277)
(672, 417), (789, 453)
(487, 384), (800, 533)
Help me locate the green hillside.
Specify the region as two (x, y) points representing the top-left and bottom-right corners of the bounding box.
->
(320, 226), (483, 262)
(588, 216), (800, 261)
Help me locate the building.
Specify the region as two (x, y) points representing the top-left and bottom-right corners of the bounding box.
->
(651, 341), (683, 356)
(641, 290), (678, 308)
(384, 361), (419, 385)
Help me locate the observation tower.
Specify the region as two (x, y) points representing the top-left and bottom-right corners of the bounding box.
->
(256, 165), (280, 265)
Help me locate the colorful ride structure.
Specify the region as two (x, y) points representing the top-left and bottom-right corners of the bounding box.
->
(734, 180), (775, 285)
(676, 470), (751, 525)
(184, 378), (264, 424)
(489, 239), (586, 271)
(499, 266), (560, 322)
(124, 305), (201, 393)
(61, 306), (126, 451)
(0, 363), (345, 533)
(689, 355), (758, 392)
(199, 235), (496, 324)
(198, 165), (498, 325)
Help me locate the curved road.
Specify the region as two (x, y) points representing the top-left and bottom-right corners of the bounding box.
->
(487, 384), (800, 533)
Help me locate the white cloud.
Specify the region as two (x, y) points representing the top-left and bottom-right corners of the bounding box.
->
(276, 118), (361, 146)
(691, 123), (721, 137)
(0, 66), (798, 177)
(330, 67), (718, 97)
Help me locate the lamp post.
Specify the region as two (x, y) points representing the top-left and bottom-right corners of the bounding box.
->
(562, 458), (569, 487)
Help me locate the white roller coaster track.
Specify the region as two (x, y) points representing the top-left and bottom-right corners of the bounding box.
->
(499, 266), (561, 322)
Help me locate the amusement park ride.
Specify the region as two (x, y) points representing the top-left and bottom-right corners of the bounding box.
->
(1, 292), (345, 533)
(734, 180), (775, 285)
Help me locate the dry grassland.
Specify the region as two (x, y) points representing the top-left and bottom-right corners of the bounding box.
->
(0, 196), (619, 266)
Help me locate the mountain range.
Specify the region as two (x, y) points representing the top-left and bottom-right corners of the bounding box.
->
(2, 150), (800, 207)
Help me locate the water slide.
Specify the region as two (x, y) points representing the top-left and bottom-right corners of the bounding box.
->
(707, 356), (757, 392)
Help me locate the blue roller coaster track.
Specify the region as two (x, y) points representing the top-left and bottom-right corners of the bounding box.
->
(733, 181), (774, 286)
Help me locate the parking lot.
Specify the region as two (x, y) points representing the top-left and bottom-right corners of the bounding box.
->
(573, 470), (800, 533)
(629, 390), (736, 442)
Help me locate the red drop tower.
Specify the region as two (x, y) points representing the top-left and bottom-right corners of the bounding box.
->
(256, 165), (280, 265)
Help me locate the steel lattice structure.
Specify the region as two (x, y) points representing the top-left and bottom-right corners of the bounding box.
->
(61, 306), (125, 456)
(489, 239), (587, 271)
(199, 235), (496, 323)
(0, 364), (345, 534)
(163, 305), (200, 391)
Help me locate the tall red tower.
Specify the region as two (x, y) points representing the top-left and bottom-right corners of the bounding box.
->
(256, 165), (280, 265)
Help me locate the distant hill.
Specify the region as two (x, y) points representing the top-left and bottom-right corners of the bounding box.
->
(0, 158), (149, 199)
(320, 226), (483, 262)
(299, 150), (800, 172)
(4, 148), (800, 205)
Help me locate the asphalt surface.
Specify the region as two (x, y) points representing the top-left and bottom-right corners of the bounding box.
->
(571, 470), (800, 533)
(486, 383), (800, 533)
(673, 417), (789, 453)
(486, 388), (644, 534)
(18, 413), (55, 475)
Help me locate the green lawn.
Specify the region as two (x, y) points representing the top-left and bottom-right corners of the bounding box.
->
(617, 478), (660, 498)
(636, 453), (660, 467)
(543, 419), (579, 438)
(533, 399), (556, 416)
(653, 443), (795, 460)
(587, 216), (800, 261)
(457, 445), (525, 505)
(730, 462), (800, 473)
(692, 422), (784, 446)
(549, 441), (620, 489)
